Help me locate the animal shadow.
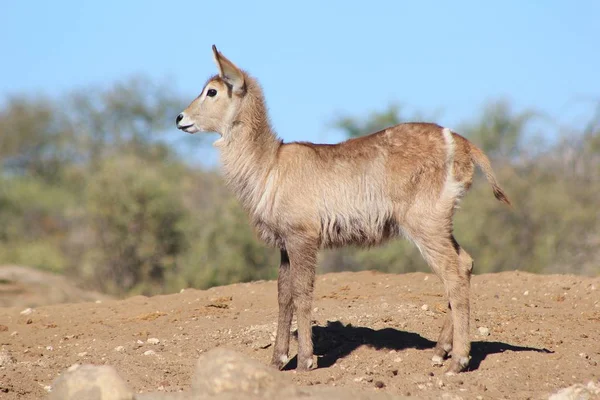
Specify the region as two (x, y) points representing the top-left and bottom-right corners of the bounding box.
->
(286, 320), (552, 371)
(469, 340), (553, 370)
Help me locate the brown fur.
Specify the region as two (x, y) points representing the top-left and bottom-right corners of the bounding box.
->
(177, 46), (511, 374)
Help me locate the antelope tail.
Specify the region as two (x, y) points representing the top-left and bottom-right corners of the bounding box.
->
(469, 143), (512, 206)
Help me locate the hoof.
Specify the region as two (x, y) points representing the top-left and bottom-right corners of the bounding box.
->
(445, 356), (469, 375)
(296, 357), (315, 372)
(270, 354), (289, 370)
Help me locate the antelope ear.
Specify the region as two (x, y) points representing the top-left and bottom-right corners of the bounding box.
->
(212, 45), (246, 94)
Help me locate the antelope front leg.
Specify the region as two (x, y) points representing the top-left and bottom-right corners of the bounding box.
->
(289, 240), (317, 371)
(271, 250), (294, 369)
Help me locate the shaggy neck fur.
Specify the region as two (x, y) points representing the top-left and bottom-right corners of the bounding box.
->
(216, 76), (281, 215)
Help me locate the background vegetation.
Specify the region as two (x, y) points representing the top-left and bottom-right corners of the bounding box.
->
(1, 77), (598, 296)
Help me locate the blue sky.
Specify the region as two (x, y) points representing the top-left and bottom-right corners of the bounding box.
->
(1, 1), (599, 149)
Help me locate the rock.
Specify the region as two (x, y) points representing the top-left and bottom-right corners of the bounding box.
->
(192, 348), (291, 396)
(421, 304), (429, 311)
(549, 380), (600, 400)
(49, 364), (133, 400)
(0, 349), (16, 366)
(114, 346), (125, 352)
(20, 307), (33, 315)
(147, 338), (160, 345)
(478, 326), (490, 336)
(143, 350), (156, 356)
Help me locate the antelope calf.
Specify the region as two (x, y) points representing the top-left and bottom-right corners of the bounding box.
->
(176, 46), (511, 374)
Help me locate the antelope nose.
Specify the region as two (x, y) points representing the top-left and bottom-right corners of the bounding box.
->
(176, 113), (184, 125)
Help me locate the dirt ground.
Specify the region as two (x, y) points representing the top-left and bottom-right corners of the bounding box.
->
(1, 270), (599, 399)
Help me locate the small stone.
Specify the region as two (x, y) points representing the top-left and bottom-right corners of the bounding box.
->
(374, 380), (386, 389)
(192, 348), (291, 396)
(136, 340), (144, 345)
(313, 307), (319, 312)
(0, 350), (16, 366)
(180, 288), (185, 293)
(143, 350), (156, 356)
(49, 364), (133, 400)
(549, 381), (600, 399)
(20, 308), (33, 316)
(523, 290), (529, 296)
(114, 346), (125, 352)
(77, 352), (87, 357)
(147, 338), (160, 345)
(394, 357), (403, 363)
(95, 300), (102, 304)
(478, 326), (490, 336)
(421, 304), (429, 311)
(10, 331), (18, 336)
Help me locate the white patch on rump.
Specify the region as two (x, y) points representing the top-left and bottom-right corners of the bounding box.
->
(439, 127), (464, 204)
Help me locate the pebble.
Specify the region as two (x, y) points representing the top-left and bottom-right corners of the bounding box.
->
(147, 338), (160, 345)
(144, 350), (156, 356)
(114, 346), (125, 352)
(0, 350), (16, 366)
(46, 346), (54, 351)
(478, 326), (490, 336)
(77, 352), (87, 357)
(421, 304), (429, 311)
(20, 308), (33, 316)
(523, 290), (529, 296)
(374, 380), (385, 389)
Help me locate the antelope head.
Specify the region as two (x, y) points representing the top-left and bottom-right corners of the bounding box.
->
(176, 45), (247, 140)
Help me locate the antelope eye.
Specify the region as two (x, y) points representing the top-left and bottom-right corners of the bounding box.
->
(207, 89), (217, 97)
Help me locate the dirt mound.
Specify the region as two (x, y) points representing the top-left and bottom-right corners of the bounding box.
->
(0, 265), (112, 308)
(0, 271), (598, 399)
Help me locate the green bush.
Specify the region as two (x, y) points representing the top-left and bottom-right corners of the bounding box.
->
(82, 156), (187, 294)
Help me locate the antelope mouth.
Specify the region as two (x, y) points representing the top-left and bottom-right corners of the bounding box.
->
(178, 124), (197, 134)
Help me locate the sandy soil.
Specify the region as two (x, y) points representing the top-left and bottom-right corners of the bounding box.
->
(1, 270), (599, 399)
